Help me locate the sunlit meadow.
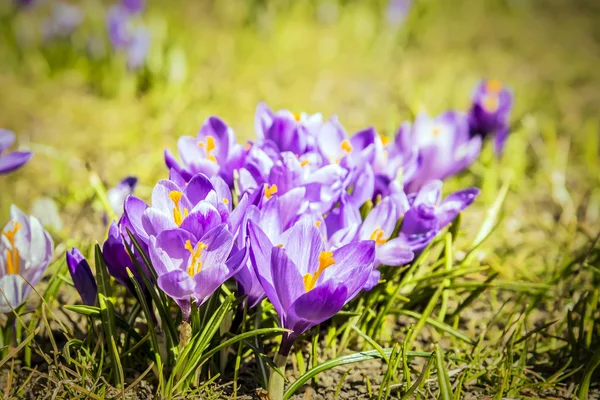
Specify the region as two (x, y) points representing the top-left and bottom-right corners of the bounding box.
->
(1, 0), (599, 399)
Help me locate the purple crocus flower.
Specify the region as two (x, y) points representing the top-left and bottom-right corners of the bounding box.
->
(126, 27), (150, 70)
(42, 2), (83, 40)
(0, 206), (53, 313)
(66, 248), (97, 306)
(248, 219), (375, 355)
(401, 111), (482, 193)
(149, 225), (247, 313)
(468, 79), (514, 155)
(372, 125), (419, 200)
(255, 102), (322, 155)
(386, 0), (412, 26)
(122, 0), (145, 14)
(358, 194), (414, 267)
(0, 130), (32, 175)
(107, 5), (132, 48)
(165, 117), (246, 187)
(107, 176), (138, 218)
(102, 219), (149, 291)
(401, 180), (480, 253)
(107, 4), (151, 70)
(123, 174), (231, 244)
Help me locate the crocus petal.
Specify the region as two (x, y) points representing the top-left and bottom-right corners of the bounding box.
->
(66, 247), (97, 306)
(157, 269), (195, 300)
(0, 274), (28, 313)
(184, 173), (215, 205)
(0, 152), (33, 174)
(278, 218), (323, 275)
(0, 129), (16, 153)
(376, 238), (414, 267)
(270, 246), (305, 316)
(326, 240), (375, 298)
(192, 262), (230, 304)
(124, 196), (149, 241)
(363, 270), (381, 291)
(199, 224), (234, 268)
(180, 202), (221, 239)
(437, 188), (480, 228)
(151, 228), (197, 274)
(286, 281), (348, 335)
(141, 208), (177, 237)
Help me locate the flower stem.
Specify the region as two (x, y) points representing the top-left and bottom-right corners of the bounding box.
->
(268, 351), (288, 400)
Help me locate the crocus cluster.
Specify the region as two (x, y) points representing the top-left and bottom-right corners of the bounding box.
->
(107, 0), (150, 70)
(63, 81), (511, 359)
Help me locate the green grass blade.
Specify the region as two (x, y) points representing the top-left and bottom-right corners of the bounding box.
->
(435, 344), (453, 400)
(282, 349), (432, 400)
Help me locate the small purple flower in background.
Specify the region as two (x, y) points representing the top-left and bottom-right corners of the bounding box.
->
(107, 176), (138, 217)
(248, 219), (375, 355)
(386, 0), (412, 26)
(0, 205), (53, 313)
(0, 130), (33, 175)
(401, 180), (480, 254)
(42, 2), (83, 40)
(401, 111), (482, 193)
(468, 79), (514, 155)
(106, 2), (150, 70)
(121, 0), (145, 14)
(149, 225), (247, 315)
(107, 5), (132, 48)
(126, 27), (150, 70)
(66, 248), (97, 306)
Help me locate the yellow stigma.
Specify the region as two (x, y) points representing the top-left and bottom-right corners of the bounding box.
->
(300, 159), (309, 167)
(380, 134), (390, 146)
(486, 79), (502, 93)
(482, 94), (499, 113)
(293, 112), (301, 122)
(198, 135), (217, 163)
(223, 198), (229, 205)
(315, 220), (322, 227)
(185, 240), (208, 277)
(264, 184), (278, 199)
(168, 190), (189, 226)
(432, 127), (441, 136)
(2, 222), (22, 275)
(341, 139), (353, 154)
(369, 228), (387, 246)
(277, 243), (284, 248)
(303, 251), (336, 292)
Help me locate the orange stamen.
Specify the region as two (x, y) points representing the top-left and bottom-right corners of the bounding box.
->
(369, 228), (387, 246)
(300, 159), (310, 167)
(2, 222), (22, 275)
(303, 251), (336, 292)
(168, 191), (189, 226)
(264, 184), (278, 199)
(185, 240), (208, 277)
(198, 136), (217, 162)
(341, 139), (353, 153)
(486, 79), (502, 93)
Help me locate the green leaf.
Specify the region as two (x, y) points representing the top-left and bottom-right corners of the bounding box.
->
(64, 305), (143, 341)
(282, 349), (432, 400)
(578, 346), (600, 400)
(435, 344), (453, 400)
(392, 309), (475, 345)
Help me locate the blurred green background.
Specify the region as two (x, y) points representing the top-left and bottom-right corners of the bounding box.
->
(1, 0), (599, 257)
